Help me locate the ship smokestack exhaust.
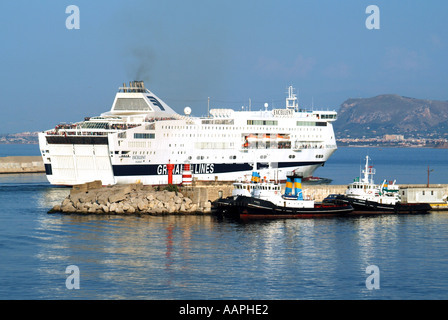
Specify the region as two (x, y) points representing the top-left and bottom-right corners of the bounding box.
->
(126, 81), (145, 93)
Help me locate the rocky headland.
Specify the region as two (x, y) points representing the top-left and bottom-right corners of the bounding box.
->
(335, 94), (448, 139)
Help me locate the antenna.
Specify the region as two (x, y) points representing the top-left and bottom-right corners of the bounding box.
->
(297, 88), (300, 112)
(286, 85), (298, 110)
(427, 165), (434, 187)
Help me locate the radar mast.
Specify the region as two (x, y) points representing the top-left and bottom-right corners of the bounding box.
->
(286, 85), (298, 111)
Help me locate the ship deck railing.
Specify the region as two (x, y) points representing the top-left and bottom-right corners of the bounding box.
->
(47, 122), (144, 135)
(46, 130), (112, 136)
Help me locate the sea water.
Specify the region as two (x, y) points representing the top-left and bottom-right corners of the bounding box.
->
(316, 146), (448, 185)
(0, 144), (448, 300)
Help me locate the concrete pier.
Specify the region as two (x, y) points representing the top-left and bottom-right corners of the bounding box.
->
(0, 156), (44, 174)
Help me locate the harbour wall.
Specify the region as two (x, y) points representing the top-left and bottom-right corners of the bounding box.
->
(181, 183), (348, 203)
(190, 182), (448, 203)
(281, 184), (448, 202)
(0, 156), (44, 174)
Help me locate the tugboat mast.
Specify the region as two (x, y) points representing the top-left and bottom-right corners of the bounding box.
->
(361, 156), (375, 184)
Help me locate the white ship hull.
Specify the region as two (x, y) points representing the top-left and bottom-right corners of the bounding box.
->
(38, 134), (115, 185)
(39, 82), (338, 186)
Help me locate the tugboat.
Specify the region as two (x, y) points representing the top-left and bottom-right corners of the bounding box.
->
(213, 171), (262, 213)
(214, 171), (353, 219)
(323, 156), (432, 214)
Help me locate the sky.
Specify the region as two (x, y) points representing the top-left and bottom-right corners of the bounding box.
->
(0, 0), (447, 133)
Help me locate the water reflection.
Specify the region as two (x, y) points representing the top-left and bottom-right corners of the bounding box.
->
(0, 172), (47, 185)
(3, 171), (448, 299)
(35, 214), (223, 299)
(32, 206), (448, 299)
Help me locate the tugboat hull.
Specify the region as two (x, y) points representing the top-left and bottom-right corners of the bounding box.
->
(216, 196), (353, 219)
(324, 195), (432, 214)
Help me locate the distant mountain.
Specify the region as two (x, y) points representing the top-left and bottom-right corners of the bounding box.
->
(334, 94), (448, 138)
(0, 132), (39, 144)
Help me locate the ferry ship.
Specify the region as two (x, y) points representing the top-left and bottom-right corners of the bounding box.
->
(38, 81), (338, 186)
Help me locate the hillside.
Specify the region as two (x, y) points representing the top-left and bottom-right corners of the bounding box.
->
(0, 132), (39, 144)
(334, 94), (448, 138)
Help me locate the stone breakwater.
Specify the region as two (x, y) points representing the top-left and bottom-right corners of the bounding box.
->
(0, 156), (44, 174)
(49, 181), (212, 215)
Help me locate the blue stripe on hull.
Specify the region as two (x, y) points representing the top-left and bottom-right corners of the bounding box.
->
(111, 161), (324, 177)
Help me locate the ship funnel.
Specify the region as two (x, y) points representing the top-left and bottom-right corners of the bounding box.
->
(284, 176), (294, 197)
(284, 174), (303, 200)
(294, 177), (303, 200)
(127, 81), (146, 93)
(251, 171), (260, 183)
(119, 81), (146, 93)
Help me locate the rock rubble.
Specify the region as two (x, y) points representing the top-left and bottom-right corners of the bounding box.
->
(49, 184), (212, 215)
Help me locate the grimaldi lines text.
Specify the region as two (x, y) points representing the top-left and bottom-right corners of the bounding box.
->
(38, 81), (338, 186)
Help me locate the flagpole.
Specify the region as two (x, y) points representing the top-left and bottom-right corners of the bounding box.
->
(427, 166), (433, 187)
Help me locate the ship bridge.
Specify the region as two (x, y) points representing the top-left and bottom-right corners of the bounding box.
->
(313, 110), (337, 121)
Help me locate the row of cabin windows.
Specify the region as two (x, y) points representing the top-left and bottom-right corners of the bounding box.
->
(132, 151), (157, 155)
(202, 119), (234, 125)
(233, 184), (280, 191)
(320, 114), (337, 120)
(234, 185), (252, 190)
(113, 151), (156, 155)
(247, 120), (329, 127)
(160, 125), (325, 132)
(161, 132), (324, 139)
(296, 121), (327, 127)
(247, 120), (278, 126)
(257, 185), (281, 191)
(192, 155), (297, 160)
(349, 185), (376, 189)
(402, 190), (434, 196)
(134, 133), (155, 139)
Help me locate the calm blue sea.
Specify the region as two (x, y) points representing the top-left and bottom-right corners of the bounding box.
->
(0, 144), (41, 157)
(1, 144), (448, 300)
(316, 146), (448, 185)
